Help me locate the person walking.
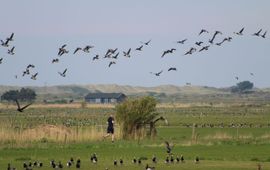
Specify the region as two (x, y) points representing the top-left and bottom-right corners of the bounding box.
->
(103, 114), (115, 142)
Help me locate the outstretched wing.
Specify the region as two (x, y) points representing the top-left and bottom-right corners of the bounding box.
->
(15, 99), (21, 110)
(20, 103), (32, 111)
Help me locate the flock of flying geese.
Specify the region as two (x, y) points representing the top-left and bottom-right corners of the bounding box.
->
(0, 28), (267, 82)
(7, 141), (199, 170)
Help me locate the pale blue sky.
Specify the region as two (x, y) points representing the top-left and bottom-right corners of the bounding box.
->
(0, 0), (269, 87)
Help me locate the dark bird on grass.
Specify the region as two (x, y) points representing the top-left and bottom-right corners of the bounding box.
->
(261, 31), (267, 38)
(7, 33), (14, 42)
(123, 48), (131, 57)
(50, 160), (56, 168)
(234, 27), (244, 35)
(73, 47), (82, 54)
(140, 39), (151, 46)
(1, 39), (10, 47)
(132, 157), (137, 164)
(113, 160), (117, 166)
(93, 55), (99, 61)
(195, 156), (199, 163)
(27, 64), (35, 69)
(90, 153), (98, 163)
(38, 162), (43, 167)
(165, 156), (169, 164)
(195, 41), (203, 46)
(58, 68), (67, 77)
(75, 159), (81, 169)
(168, 67), (177, 71)
(15, 99), (32, 112)
(135, 45), (143, 51)
(145, 164), (155, 170)
(58, 44), (69, 56)
(253, 29), (262, 36)
(161, 48), (176, 57)
(119, 159), (123, 165)
(8, 46), (15, 55)
(23, 162), (27, 168)
(176, 39), (187, 44)
(150, 70), (163, 76)
(31, 73), (38, 80)
(184, 47), (196, 55)
(112, 52), (119, 59)
(109, 61), (116, 67)
(52, 58), (59, 63)
(170, 156), (174, 163)
(7, 163), (16, 170)
(198, 29), (209, 35)
(83, 45), (94, 53)
(0, 58), (3, 64)
(152, 155), (157, 163)
(165, 141), (173, 155)
(67, 160), (72, 167)
(199, 45), (210, 52)
(58, 162), (63, 169)
(176, 156), (180, 163)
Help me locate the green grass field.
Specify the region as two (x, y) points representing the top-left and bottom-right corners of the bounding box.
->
(0, 104), (270, 169)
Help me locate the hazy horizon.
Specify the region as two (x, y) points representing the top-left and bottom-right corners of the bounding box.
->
(1, 0), (269, 88)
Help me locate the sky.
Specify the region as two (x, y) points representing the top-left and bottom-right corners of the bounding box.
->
(0, 0), (269, 88)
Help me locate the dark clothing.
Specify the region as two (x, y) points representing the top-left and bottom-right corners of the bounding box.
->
(107, 116), (114, 134)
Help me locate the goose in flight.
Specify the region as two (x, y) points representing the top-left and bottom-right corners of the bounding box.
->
(234, 27), (244, 35)
(198, 29), (209, 35)
(135, 45), (143, 51)
(184, 47), (196, 55)
(261, 31), (267, 38)
(83, 45), (94, 53)
(252, 29), (262, 36)
(52, 58), (59, 63)
(250, 73), (254, 76)
(145, 164), (155, 170)
(150, 70), (163, 76)
(161, 48), (176, 57)
(176, 39), (187, 44)
(22, 69), (30, 76)
(195, 41), (203, 46)
(108, 61), (116, 67)
(1, 39), (10, 47)
(7, 46), (15, 55)
(199, 45), (210, 52)
(93, 55), (99, 61)
(58, 44), (69, 56)
(7, 33), (14, 41)
(140, 39), (151, 46)
(27, 64), (35, 69)
(123, 48), (131, 57)
(15, 99), (32, 112)
(235, 76), (239, 80)
(73, 47), (82, 54)
(31, 73), (38, 80)
(112, 52), (119, 59)
(58, 68), (67, 77)
(168, 67), (177, 71)
(209, 31), (222, 44)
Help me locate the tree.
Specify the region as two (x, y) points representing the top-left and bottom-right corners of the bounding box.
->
(1, 88), (36, 102)
(231, 81), (254, 93)
(115, 96), (159, 140)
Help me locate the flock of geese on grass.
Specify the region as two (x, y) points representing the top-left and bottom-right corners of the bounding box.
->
(0, 27), (267, 82)
(7, 141), (200, 170)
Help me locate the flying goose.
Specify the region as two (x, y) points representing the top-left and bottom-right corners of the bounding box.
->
(108, 61), (116, 67)
(198, 45), (210, 52)
(93, 55), (99, 61)
(161, 48), (176, 57)
(209, 31), (222, 44)
(184, 47), (196, 55)
(15, 99), (32, 112)
(112, 52), (119, 59)
(52, 58), (59, 63)
(135, 45), (143, 51)
(140, 39), (151, 45)
(7, 46), (15, 55)
(123, 48), (131, 57)
(261, 31), (267, 38)
(73, 47), (82, 54)
(168, 67), (177, 71)
(195, 41), (203, 46)
(150, 70), (163, 76)
(1, 39), (10, 47)
(176, 39), (187, 44)
(234, 27), (244, 35)
(58, 68), (67, 77)
(198, 29), (209, 35)
(83, 45), (94, 53)
(252, 29), (262, 36)
(31, 73), (38, 80)
(58, 44), (69, 56)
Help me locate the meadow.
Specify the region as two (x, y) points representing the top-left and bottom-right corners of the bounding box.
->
(0, 103), (270, 169)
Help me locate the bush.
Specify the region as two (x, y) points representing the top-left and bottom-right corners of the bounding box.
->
(116, 96), (158, 140)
